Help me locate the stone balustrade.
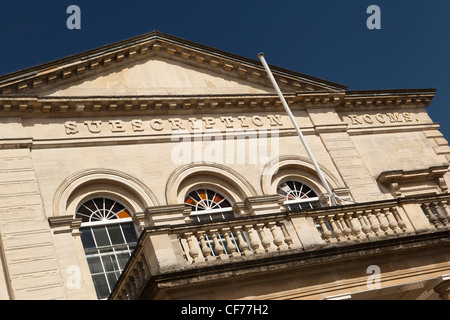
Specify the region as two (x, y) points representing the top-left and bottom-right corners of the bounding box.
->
(312, 205), (408, 243)
(110, 193), (450, 300)
(420, 200), (450, 228)
(180, 219), (299, 263)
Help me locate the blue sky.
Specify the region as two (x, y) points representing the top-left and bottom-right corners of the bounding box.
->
(1, 1), (449, 139)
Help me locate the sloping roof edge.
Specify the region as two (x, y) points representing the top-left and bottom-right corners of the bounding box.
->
(0, 30), (348, 91)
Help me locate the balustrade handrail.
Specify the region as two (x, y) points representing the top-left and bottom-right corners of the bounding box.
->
(140, 193), (450, 235)
(110, 192), (450, 299)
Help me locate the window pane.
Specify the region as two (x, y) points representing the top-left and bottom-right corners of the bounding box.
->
(93, 226), (110, 247)
(107, 224), (125, 245)
(116, 251), (131, 269)
(77, 197), (137, 300)
(101, 254), (119, 272)
(106, 272), (120, 289)
(121, 223), (137, 244)
(80, 228), (96, 249)
(93, 198), (104, 211)
(87, 256), (104, 274)
(92, 274), (110, 299)
(83, 200), (97, 213)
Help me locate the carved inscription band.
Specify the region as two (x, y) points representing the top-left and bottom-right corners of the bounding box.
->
(63, 112), (418, 135)
(65, 115), (284, 135)
(347, 112), (416, 125)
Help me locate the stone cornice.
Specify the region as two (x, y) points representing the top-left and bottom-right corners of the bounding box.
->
(377, 165), (449, 197)
(0, 31), (437, 115)
(377, 165), (449, 184)
(0, 89), (436, 115)
(339, 89), (436, 110)
(0, 92), (343, 115)
(0, 31), (345, 97)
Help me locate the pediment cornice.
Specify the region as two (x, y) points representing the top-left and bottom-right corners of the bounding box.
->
(0, 31), (346, 97)
(0, 32), (437, 116)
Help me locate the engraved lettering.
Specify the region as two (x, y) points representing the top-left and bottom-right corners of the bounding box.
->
(64, 121), (79, 134)
(131, 119), (144, 132)
(188, 118), (201, 130)
(65, 114), (290, 135)
(220, 116), (234, 128)
(348, 115), (362, 125)
(386, 112), (402, 123)
(375, 114), (386, 123)
(168, 118), (185, 130)
(266, 114), (282, 126)
(84, 120), (102, 133)
(362, 114), (373, 124)
(251, 115), (264, 127)
(109, 120), (126, 132)
(150, 119), (164, 131)
(237, 116), (250, 127)
(203, 117), (216, 129)
(402, 112), (414, 122)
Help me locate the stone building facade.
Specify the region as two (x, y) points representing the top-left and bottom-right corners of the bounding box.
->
(0, 31), (449, 300)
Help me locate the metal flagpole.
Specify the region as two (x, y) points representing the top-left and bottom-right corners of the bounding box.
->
(257, 53), (338, 206)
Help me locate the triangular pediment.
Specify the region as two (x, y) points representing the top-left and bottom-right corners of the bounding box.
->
(37, 55), (279, 97)
(0, 31), (347, 98)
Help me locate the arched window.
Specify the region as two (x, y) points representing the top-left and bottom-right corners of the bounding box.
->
(184, 188), (247, 258)
(277, 180), (320, 211)
(77, 197), (138, 299)
(184, 188), (235, 222)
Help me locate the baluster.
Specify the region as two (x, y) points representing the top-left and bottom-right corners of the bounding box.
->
(132, 269), (142, 295)
(366, 209), (382, 236)
(142, 257), (151, 280)
(197, 231), (215, 261)
(245, 225), (264, 254)
(374, 208), (389, 235)
(256, 223), (274, 252)
(440, 201), (450, 225)
(211, 230), (228, 259)
(432, 202), (448, 226)
(383, 207), (399, 233)
(338, 214), (353, 240)
(234, 226), (252, 255)
(328, 216), (343, 241)
(278, 221), (297, 249)
(267, 222), (285, 251)
(135, 261), (146, 286)
(358, 211), (373, 238)
(349, 211), (362, 239)
(391, 206), (407, 232)
(125, 282), (133, 300)
(377, 208), (391, 235)
(118, 288), (128, 300)
(317, 216), (333, 242)
(422, 203), (439, 228)
(222, 228), (240, 257)
(184, 232), (202, 263)
(128, 277), (137, 300)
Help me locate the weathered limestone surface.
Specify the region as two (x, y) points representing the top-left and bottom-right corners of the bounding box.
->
(0, 32), (448, 300)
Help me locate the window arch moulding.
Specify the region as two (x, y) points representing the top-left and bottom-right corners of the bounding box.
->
(165, 163), (258, 216)
(52, 168), (160, 221)
(260, 155), (353, 206)
(166, 163), (257, 204)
